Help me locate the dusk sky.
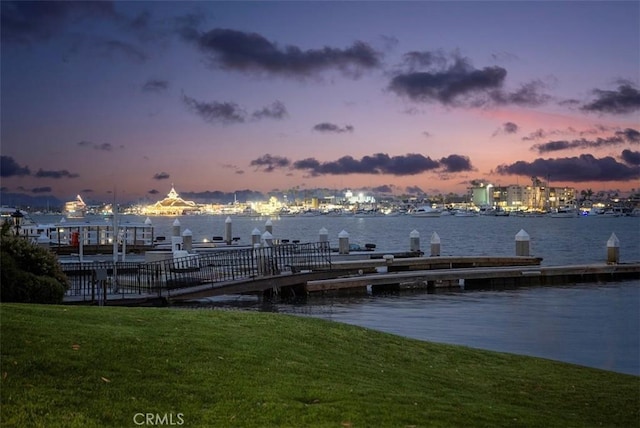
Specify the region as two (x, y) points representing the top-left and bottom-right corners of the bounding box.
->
(2, 1), (639, 203)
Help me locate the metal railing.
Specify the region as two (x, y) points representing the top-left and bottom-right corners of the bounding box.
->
(61, 261), (162, 300)
(60, 242), (332, 302)
(154, 242), (332, 290)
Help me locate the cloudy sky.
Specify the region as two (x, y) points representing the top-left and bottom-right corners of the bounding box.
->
(1, 1), (639, 203)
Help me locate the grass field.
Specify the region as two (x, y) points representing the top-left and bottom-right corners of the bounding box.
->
(1, 303), (638, 427)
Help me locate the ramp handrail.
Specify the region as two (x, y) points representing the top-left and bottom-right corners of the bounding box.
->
(59, 242), (332, 301)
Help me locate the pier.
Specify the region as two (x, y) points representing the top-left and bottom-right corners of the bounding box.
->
(305, 262), (640, 293)
(60, 244), (639, 305)
(56, 221), (639, 305)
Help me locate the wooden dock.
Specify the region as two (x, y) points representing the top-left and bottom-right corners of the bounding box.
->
(328, 255), (543, 272)
(305, 262), (640, 293)
(166, 259), (639, 303)
(60, 249), (639, 305)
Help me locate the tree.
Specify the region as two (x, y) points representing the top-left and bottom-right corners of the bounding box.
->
(0, 230), (68, 304)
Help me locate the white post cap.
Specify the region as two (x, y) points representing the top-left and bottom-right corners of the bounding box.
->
(430, 231), (440, 244)
(607, 232), (619, 247)
(515, 229), (530, 241)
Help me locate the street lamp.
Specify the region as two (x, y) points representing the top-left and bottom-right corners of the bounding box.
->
(10, 209), (24, 236)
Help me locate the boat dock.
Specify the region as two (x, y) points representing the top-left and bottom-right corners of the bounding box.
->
(59, 245), (639, 305)
(57, 223), (637, 305)
(305, 261), (640, 293)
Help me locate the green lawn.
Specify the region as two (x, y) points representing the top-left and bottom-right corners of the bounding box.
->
(1, 303), (638, 427)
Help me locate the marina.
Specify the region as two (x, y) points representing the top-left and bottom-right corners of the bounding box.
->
(21, 210), (639, 265)
(4, 209), (639, 375)
(39, 213), (637, 304)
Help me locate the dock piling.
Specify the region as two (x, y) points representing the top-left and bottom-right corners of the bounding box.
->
(252, 228), (261, 246)
(516, 229), (530, 256)
(265, 219), (273, 235)
(338, 230), (350, 254)
(262, 231), (273, 247)
(410, 230), (420, 253)
(171, 219), (183, 252)
(172, 218), (181, 237)
(319, 227), (328, 243)
(607, 233), (620, 264)
(225, 216), (232, 245)
(430, 232), (440, 257)
(182, 229), (192, 252)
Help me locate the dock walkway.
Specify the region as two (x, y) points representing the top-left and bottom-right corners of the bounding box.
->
(59, 243), (639, 305)
(305, 262), (640, 293)
(329, 255), (543, 272)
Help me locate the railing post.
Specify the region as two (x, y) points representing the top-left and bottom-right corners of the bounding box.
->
(91, 269), (96, 303)
(156, 264), (163, 297)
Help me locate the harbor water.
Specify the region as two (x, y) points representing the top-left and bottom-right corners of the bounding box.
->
(37, 213), (640, 375)
(95, 213), (640, 266)
(267, 281), (639, 376)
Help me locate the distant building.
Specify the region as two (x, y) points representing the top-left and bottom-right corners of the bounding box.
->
(469, 182), (576, 211)
(344, 189), (376, 204)
(142, 187), (200, 216)
(471, 183), (494, 207)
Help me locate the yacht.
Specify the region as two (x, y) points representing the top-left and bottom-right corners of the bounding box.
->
(549, 206), (579, 218)
(410, 205), (441, 218)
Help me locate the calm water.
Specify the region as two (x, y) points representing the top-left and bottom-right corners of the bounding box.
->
(37, 214), (640, 375)
(106, 213), (640, 266)
(265, 281), (639, 376)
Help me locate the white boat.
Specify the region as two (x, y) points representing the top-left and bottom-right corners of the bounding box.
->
(410, 206), (441, 217)
(602, 208), (623, 217)
(353, 209), (385, 217)
(453, 209), (477, 217)
(64, 195), (87, 218)
(479, 206), (496, 216)
(549, 206), (579, 218)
